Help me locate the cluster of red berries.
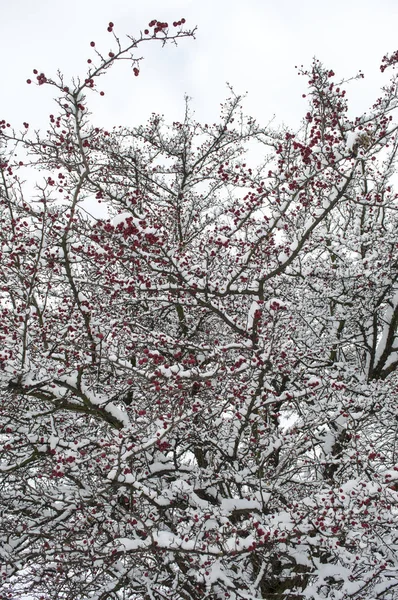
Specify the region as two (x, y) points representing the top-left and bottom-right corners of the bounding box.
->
(144, 19), (185, 35)
(26, 69), (47, 85)
(49, 113), (61, 127)
(380, 50), (398, 72)
(143, 19), (184, 35)
(144, 20), (167, 35)
(148, 19), (165, 28)
(107, 21), (114, 33)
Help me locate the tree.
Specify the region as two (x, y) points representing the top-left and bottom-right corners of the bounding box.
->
(1, 18), (398, 600)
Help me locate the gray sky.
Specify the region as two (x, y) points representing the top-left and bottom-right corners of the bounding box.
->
(2, 0), (398, 133)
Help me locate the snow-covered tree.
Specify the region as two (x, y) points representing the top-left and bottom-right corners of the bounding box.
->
(1, 19), (398, 600)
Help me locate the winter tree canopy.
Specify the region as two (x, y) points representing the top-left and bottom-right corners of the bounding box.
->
(1, 19), (398, 600)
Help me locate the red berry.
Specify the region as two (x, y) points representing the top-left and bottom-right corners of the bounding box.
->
(26, 79), (31, 84)
(100, 91), (105, 96)
(108, 52), (115, 58)
(90, 41), (95, 47)
(33, 69), (38, 74)
(181, 18), (186, 24)
(87, 59), (92, 64)
(144, 29), (149, 35)
(108, 22), (114, 27)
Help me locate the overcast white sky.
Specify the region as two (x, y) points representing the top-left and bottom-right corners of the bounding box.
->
(2, 0), (398, 136)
